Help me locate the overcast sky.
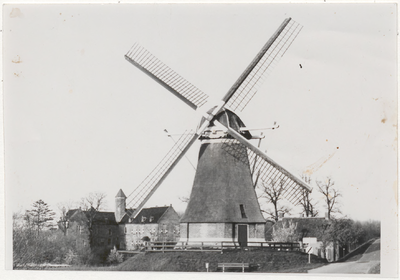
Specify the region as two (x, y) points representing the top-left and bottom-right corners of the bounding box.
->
(2, 2), (398, 276)
(3, 1), (397, 234)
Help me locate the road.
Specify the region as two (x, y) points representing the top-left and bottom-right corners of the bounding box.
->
(308, 239), (380, 274)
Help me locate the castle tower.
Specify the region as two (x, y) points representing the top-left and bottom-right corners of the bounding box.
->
(115, 189), (127, 223)
(180, 109), (266, 245)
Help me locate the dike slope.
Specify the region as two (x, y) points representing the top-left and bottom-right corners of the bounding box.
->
(116, 249), (327, 272)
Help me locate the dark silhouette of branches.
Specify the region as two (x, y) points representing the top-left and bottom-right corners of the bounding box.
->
(79, 192), (107, 211)
(299, 174), (318, 217)
(316, 177), (341, 219)
(258, 179), (291, 221)
(79, 192), (107, 248)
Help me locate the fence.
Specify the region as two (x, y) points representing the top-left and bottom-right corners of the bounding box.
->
(146, 241), (301, 253)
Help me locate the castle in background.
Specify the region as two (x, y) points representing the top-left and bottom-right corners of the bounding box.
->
(62, 189), (180, 254)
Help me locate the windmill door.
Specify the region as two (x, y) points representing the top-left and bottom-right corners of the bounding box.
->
(238, 225), (248, 247)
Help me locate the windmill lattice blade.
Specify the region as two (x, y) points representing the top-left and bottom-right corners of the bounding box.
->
(216, 121), (311, 206)
(247, 148), (309, 205)
(126, 130), (199, 216)
(125, 43), (209, 110)
(224, 18), (303, 112)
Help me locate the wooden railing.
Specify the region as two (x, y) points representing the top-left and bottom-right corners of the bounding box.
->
(146, 241), (301, 253)
(222, 241), (301, 250)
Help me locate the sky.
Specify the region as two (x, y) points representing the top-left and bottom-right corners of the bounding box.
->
(2, 3), (398, 271)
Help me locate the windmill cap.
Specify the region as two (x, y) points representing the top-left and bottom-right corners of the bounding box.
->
(200, 108), (252, 140)
(115, 189), (127, 198)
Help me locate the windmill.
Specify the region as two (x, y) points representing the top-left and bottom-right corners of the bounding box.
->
(124, 18), (311, 245)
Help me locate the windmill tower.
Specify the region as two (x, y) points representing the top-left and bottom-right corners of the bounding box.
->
(123, 18), (311, 246)
(180, 109), (266, 245)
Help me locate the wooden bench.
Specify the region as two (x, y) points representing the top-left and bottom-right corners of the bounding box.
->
(218, 263), (249, 272)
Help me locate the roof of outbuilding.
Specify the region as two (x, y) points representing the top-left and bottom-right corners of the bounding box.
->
(130, 206), (170, 224)
(66, 208), (118, 225)
(87, 211), (118, 225)
(65, 209), (79, 219)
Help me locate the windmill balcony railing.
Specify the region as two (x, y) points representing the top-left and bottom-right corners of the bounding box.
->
(144, 241), (301, 253)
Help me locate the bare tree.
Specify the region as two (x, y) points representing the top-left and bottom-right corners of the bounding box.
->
(79, 192), (107, 211)
(316, 177), (341, 219)
(314, 221), (331, 259)
(57, 200), (77, 236)
(299, 174), (319, 217)
(257, 179), (291, 222)
(78, 192), (107, 248)
(13, 211), (36, 268)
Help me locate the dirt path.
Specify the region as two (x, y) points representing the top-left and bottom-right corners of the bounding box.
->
(307, 239), (380, 274)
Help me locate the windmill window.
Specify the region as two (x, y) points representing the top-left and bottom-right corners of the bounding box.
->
(239, 204), (247, 218)
(141, 216), (147, 223)
(124, 227), (127, 234)
(149, 216), (154, 222)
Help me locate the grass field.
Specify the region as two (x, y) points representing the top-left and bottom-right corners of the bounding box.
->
(115, 248), (328, 273)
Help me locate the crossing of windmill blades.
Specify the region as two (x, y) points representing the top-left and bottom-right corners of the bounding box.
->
(123, 17), (310, 247)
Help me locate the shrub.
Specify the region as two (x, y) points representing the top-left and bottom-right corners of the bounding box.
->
(107, 247), (123, 265)
(272, 220), (300, 242)
(64, 249), (79, 265)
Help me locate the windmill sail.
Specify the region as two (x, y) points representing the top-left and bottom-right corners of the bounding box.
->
(125, 43), (209, 110)
(223, 18), (303, 112)
(217, 120), (311, 205)
(124, 17), (306, 224)
(126, 130), (199, 217)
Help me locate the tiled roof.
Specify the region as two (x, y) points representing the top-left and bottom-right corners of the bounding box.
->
(130, 206), (170, 224)
(115, 189), (127, 198)
(87, 211), (118, 225)
(66, 209), (117, 225)
(65, 209), (79, 219)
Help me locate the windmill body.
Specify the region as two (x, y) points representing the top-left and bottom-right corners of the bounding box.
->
(180, 109), (266, 244)
(123, 18), (311, 247)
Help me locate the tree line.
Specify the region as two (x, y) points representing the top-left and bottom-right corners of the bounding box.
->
(12, 192), (123, 269)
(257, 175), (380, 261)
